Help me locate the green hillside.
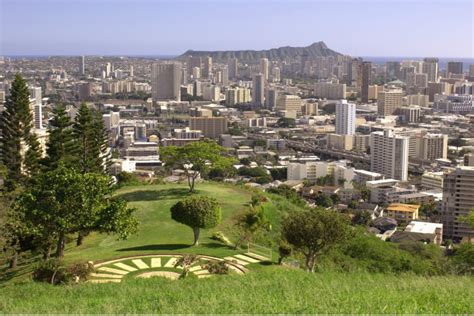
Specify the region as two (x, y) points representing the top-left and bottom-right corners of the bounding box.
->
(2, 267), (473, 313)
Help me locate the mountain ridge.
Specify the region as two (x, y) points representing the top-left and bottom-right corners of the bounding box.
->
(177, 41), (343, 62)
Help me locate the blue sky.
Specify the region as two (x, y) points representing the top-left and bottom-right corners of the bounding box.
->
(1, 0), (473, 57)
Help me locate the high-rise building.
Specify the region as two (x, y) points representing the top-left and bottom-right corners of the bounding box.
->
(189, 117), (227, 139)
(377, 90), (403, 116)
(361, 61), (372, 103)
(335, 100), (356, 135)
(313, 82), (346, 99)
(370, 129), (409, 181)
(265, 88), (278, 109)
(221, 66), (229, 86)
(80, 55), (85, 76)
(447, 61), (463, 75)
(271, 66), (280, 82)
(203, 56), (212, 78)
(469, 64), (474, 77)
(441, 167), (474, 242)
(192, 66), (201, 79)
(252, 73), (264, 106)
(225, 87), (251, 106)
(228, 58), (238, 79)
(260, 58), (269, 81)
(422, 58), (438, 82)
(386, 61), (401, 80)
(151, 63), (181, 101)
(129, 66), (134, 77)
(347, 58), (362, 86)
(106, 62), (112, 77)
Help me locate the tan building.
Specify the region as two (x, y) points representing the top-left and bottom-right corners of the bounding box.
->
(377, 90), (403, 116)
(189, 117), (227, 139)
(441, 166), (474, 242)
(313, 82), (346, 99)
(409, 133), (448, 162)
(276, 95), (302, 113)
(327, 134), (353, 151)
(385, 203), (420, 224)
(353, 134), (370, 153)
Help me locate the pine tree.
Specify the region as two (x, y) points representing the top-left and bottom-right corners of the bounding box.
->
(91, 110), (111, 174)
(1, 74), (38, 190)
(44, 105), (76, 170)
(72, 103), (95, 174)
(24, 133), (42, 179)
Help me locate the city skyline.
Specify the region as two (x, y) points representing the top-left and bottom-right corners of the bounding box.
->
(1, 0), (473, 58)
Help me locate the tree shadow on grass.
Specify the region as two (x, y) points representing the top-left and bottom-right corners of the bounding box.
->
(117, 243), (191, 252)
(116, 188), (192, 202)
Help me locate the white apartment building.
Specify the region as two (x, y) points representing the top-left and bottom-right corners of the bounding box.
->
(335, 100), (356, 135)
(370, 129), (409, 181)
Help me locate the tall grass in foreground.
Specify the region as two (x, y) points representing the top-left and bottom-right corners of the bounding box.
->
(1, 266), (473, 313)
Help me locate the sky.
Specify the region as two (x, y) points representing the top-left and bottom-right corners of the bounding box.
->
(1, 0), (473, 57)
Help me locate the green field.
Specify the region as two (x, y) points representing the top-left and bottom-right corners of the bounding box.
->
(2, 267), (473, 313)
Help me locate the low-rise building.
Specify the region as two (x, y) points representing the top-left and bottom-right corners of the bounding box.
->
(385, 203), (420, 224)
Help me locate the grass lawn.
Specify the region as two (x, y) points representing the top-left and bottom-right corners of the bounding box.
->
(1, 266), (473, 313)
(0, 182), (252, 283)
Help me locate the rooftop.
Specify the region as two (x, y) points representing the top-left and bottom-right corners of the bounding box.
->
(386, 203), (420, 213)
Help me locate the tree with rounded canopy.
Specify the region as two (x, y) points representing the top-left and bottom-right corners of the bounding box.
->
(160, 141), (235, 192)
(170, 196), (221, 246)
(282, 209), (351, 272)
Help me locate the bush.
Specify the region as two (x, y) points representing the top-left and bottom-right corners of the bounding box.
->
(33, 259), (69, 285)
(116, 172), (140, 186)
(451, 243), (474, 275)
(201, 260), (230, 275)
(33, 260), (94, 285)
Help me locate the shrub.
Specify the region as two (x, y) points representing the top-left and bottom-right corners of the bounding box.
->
(67, 262), (95, 282)
(451, 243), (474, 275)
(210, 231), (231, 245)
(201, 260), (229, 275)
(33, 259), (69, 285)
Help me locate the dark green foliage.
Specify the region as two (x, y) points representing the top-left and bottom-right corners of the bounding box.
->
(351, 210), (372, 226)
(270, 168), (287, 181)
(1, 74), (39, 190)
(239, 158), (251, 166)
(23, 133), (42, 178)
(276, 117), (296, 128)
(452, 243), (474, 275)
(330, 193), (340, 204)
(238, 166), (272, 184)
(278, 241), (292, 264)
(232, 206), (271, 249)
(282, 209), (351, 271)
(11, 165), (138, 257)
(314, 193), (333, 208)
(315, 175), (333, 186)
(44, 105), (76, 170)
(170, 196), (221, 245)
(419, 202), (438, 218)
(116, 171), (140, 186)
(72, 104), (110, 174)
(348, 200), (359, 209)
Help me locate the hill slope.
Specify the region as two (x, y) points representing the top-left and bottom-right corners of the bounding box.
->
(177, 41), (342, 62)
(1, 267), (473, 313)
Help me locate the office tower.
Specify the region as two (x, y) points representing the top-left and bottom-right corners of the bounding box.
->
(105, 62), (112, 77)
(377, 90), (403, 116)
(469, 64), (474, 77)
(370, 129), (409, 181)
(422, 58), (438, 82)
(221, 66), (229, 86)
(265, 88), (278, 109)
(361, 61), (372, 102)
(78, 82), (92, 101)
(447, 61), (463, 75)
(417, 133), (448, 161)
(129, 66), (134, 77)
(271, 66), (280, 82)
(260, 58), (269, 81)
(80, 55), (85, 75)
(347, 58), (362, 86)
(203, 56), (212, 78)
(151, 63), (181, 101)
(276, 95), (302, 112)
(192, 66), (201, 79)
(225, 87), (251, 106)
(252, 73), (264, 106)
(228, 58), (238, 79)
(29, 87), (43, 129)
(193, 80), (202, 97)
(400, 66), (416, 81)
(189, 117), (227, 139)
(441, 166), (474, 242)
(186, 56), (202, 78)
(386, 61), (401, 80)
(335, 100), (356, 136)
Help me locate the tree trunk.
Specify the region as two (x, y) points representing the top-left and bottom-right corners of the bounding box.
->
(192, 227), (200, 246)
(305, 254), (316, 272)
(43, 244), (52, 260)
(77, 230), (88, 246)
(56, 233), (65, 258)
(278, 257), (283, 265)
(9, 252), (18, 269)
